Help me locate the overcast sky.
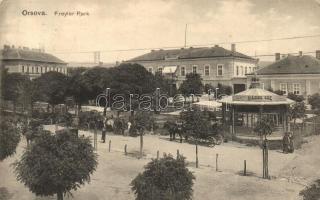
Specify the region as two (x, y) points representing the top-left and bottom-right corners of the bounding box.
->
(0, 0), (320, 63)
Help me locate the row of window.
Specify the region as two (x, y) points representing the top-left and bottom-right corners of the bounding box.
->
(21, 65), (66, 74)
(148, 64), (224, 77)
(235, 66), (256, 76)
(280, 83), (301, 95)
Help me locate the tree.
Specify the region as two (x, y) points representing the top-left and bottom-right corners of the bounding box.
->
(109, 63), (158, 116)
(13, 129), (98, 200)
(204, 83), (214, 94)
(309, 93), (320, 114)
(180, 110), (217, 141)
(179, 73), (203, 101)
(130, 112), (152, 157)
(2, 73), (30, 113)
(254, 117), (274, 140)
(67, 69), (91, 115)
(290, 102), (306, 128)
(0, 118), (20, 161)
(131, 154), (195, 200)
(81, 67), (113, 101)
(217, 83), (232, 96)
(34, 72), (69, 113)
(253, 117), (275, 179)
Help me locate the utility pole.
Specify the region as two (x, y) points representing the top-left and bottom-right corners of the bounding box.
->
(184, 24), (188, 47)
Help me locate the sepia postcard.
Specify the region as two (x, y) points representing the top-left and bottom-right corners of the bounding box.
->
(1, 0), (320, 200)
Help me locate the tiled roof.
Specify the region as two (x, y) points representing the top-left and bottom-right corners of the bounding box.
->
(128, 46), (255, 62)
(1, 48), (66, 64)
(255, 55), (320, 75)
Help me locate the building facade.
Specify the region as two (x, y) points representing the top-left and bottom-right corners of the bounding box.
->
(126, 44), (258, 94)
(1, 45), (68, 79)
(247, 51), (320, 98)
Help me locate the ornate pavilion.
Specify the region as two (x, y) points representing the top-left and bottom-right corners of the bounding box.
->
(219, 83), (294, 138)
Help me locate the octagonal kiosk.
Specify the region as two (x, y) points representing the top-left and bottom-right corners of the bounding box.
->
(219, 86), (294, 147)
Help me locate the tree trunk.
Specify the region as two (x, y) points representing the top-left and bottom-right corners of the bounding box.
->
(131, 110), (134, 117)
(57, 191), (63, 200)
(140, 131), (143, 158)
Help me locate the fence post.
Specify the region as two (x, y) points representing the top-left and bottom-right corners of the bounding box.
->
(196, 143), (199, 168)
(216, 153), (219, 172)
(124, 144), (127, 155)
(157, 150), (159, 159)
(244, 160), (247, 176)
(177, 149), (180, 159)
(94, 125), (97, 151)
(108, 140), (111, 152)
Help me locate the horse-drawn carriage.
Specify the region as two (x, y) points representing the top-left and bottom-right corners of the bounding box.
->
(164, 120), (224, 147)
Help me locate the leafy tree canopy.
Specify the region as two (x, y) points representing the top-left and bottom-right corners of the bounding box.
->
(0, 118), (20, 161)
(34, 72), (69, 107)
(179, 73), (203, 96)
(287, 93), (304, 102)
(131, 154), (195, 200)
(309, 93), (320, 113)
(254, 117), (275, 139)
(13, 129), (98, 200)
(180, 110), (219, 140)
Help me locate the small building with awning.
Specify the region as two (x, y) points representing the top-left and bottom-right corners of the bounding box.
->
(219, 84), (294, 138)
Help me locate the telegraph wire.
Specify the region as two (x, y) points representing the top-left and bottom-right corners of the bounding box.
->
(48, 33), (320, 56)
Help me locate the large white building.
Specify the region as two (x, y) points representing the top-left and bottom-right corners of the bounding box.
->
(126, 44), (258, 94)
(1, 45), (68, 79)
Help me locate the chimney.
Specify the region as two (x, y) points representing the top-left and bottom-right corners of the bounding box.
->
(275, 53), (281, 61)
(231, 43), (236, 52)
(3, 44), (10, 50)
(316, 50), (320, 60)
(94, 51), (100, 64)
(299, 51), (303, 57)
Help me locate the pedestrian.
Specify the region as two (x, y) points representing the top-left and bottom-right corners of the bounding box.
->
(282, 132), (290, 153)
(101, 125), (106, 143)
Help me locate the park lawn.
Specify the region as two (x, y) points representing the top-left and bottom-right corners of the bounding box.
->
(2, 125), (317, 200)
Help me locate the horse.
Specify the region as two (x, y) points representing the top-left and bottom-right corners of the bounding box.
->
(164, 121), (184, 143)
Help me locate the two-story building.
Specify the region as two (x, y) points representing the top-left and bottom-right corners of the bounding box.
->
(1, 45), (68, 79)
(247, 51), (320, 98)
(126, 44), (258, 94)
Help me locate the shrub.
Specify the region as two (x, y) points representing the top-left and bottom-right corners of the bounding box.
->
(287, 93), (304, 102)
(131, 154), (195, 200)
(273, 90), (285, 96)
(300, 180), (320, 200)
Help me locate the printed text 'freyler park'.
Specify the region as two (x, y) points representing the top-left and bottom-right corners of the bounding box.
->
(21, 10), (90, 17)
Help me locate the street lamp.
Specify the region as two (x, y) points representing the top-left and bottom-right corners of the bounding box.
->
(106, 88), (110, 109)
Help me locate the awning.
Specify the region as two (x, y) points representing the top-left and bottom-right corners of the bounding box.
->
(162, 66), (177, 74)
(193, 100), (222, 108)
